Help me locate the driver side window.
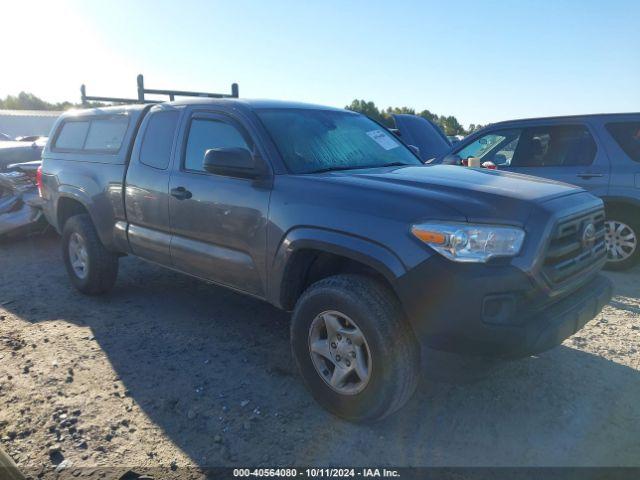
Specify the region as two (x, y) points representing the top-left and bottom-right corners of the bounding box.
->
(184, 118), (251, 172)
(456, 129), (522, 166)
(493, 137), (520, 166)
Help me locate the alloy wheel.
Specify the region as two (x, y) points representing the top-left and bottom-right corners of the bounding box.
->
(605, 220), (637, 263)
(308, 310), (372, 395)
(68, 232), (89, 279)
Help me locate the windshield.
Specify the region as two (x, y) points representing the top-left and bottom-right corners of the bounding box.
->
(456, 133), (509, 160)
(256, 109), (422, 174)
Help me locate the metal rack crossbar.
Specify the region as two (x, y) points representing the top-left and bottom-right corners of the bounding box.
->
(80, 74), (239, 105)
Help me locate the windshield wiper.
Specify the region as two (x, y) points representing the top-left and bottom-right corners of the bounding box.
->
(378, 162), (411, 168)
(307, 162), (410, 174)
(306, 165), (375, 174)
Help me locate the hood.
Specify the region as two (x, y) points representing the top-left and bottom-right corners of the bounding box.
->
(317, 165), (585, 224)
(392, 114), (452, 161)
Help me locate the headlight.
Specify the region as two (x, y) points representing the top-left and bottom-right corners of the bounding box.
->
(411, 222), (525, 263)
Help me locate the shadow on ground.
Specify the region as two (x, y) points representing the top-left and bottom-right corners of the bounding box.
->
(1, 234), (639, 467)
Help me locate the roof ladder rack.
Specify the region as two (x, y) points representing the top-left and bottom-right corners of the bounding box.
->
(81, 74), (239, 105)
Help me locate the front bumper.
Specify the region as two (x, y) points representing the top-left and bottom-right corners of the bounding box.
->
(519, 273), (611, 356)
(396, 256), (613, 358)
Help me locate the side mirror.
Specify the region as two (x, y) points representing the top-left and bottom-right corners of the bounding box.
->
(203, 148), (260, 178)
(493, 153), (507, 165)
(408, 145), (420, 157)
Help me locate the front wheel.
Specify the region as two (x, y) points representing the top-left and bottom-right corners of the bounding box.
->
(604, 210), (639, 271)
(291, 274), (420, 422)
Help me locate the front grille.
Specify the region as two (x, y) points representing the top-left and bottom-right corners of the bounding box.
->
(542, 208), (606, 285)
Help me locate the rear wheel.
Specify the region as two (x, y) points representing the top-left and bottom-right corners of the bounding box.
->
(291, 274), (420, 422)
(604, 209), (639, 271)
(62, 214), (119, 294)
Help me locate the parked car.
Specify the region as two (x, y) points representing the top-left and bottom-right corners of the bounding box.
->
(40, 99), (612, 421)
(447, 135), (463, 146)
(0, 138), (45, 171)
(438, 113), (640, 270)
(387, 114), (452, 162)
(0, 160), (46, 239)
(15, 135), (47, 143)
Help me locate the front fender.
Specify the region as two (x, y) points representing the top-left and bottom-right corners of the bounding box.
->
(268, 226), (407, 308)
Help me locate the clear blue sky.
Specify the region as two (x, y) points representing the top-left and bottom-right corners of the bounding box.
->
(3, 0), (639, 126)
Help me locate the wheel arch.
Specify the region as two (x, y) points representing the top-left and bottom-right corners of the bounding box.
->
(601, 196), (640, 214)
(55, 185), (119, 250)
(270, 227), (407, 311)
(56, 191), (92, 232)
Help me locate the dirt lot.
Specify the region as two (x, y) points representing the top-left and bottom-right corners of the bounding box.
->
(1, 233), (639, 478)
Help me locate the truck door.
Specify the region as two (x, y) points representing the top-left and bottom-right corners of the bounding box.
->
(124, 107), (180, 266)
(168, 111), (271, 297)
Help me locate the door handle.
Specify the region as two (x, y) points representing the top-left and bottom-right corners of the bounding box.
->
(576, 173), (603, 179)
(170, 186), (192, 200)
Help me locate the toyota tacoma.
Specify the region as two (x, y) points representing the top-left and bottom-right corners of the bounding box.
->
(40, 96), (613, 421)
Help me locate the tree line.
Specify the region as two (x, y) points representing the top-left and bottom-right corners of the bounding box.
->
(0, 92), (105, 111)
(0, 92), (483, 136)
(346, 99), (483, 136)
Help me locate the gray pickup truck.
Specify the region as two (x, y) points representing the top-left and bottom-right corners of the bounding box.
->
(40, 98), (612, 420)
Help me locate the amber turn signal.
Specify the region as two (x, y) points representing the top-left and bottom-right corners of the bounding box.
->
(411, 227), (447, 245)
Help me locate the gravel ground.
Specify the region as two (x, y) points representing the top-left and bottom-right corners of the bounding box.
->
(0, 233), (639, 478)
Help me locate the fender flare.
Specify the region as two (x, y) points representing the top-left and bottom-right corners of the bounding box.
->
(55, 186), (94, 231)
(54, 186), (119, 250)
(600, 196), (640, 210)
(269, 227), (407, 308)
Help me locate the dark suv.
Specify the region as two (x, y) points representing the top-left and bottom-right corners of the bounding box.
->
(439, 113), (640, 270)
(40, 97), (612, 420)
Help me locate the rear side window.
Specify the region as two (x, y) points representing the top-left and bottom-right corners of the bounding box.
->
(54, 121), (90, 150)
(139, 111), (180, 169)
(510, 124), (596, 167)
(606, 121), (640, 162)
(53, 116), (129, 153)
(84, 117), (129, 151)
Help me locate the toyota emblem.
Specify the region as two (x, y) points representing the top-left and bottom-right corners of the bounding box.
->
(582, 222), (596, 249)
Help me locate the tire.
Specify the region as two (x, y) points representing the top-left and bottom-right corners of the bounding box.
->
(0, 447), (25, 480)
(604, 208), (640, 271)
(291, 274), (420, 422)
(61, 214), (119, 295)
